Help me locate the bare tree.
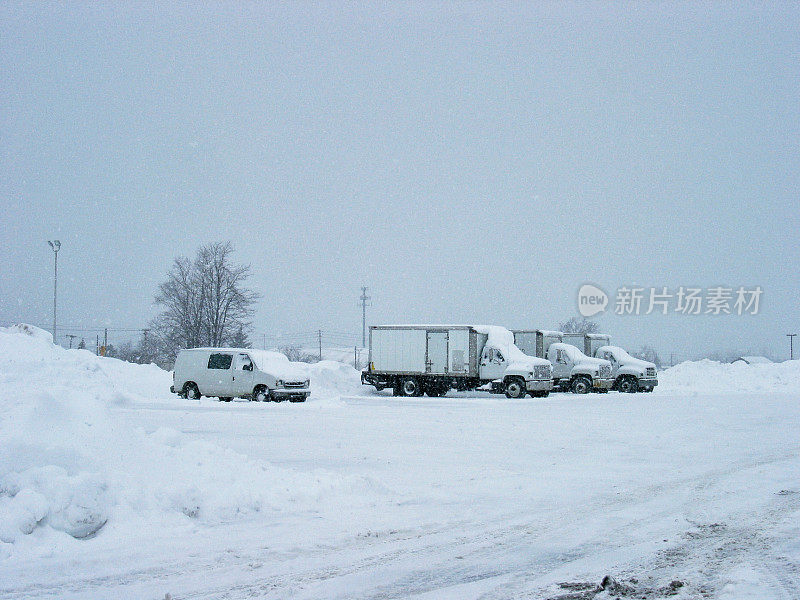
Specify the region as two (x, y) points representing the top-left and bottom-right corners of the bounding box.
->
(151, 242), (258, 365)
(278, 344), (320, 363)
(633, 345), (663, 369)
(558, 317), (600, 334)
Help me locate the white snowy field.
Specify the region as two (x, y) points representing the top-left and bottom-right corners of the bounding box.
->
(1, 325), (799, 600)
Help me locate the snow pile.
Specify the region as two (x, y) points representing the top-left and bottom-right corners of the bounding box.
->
(247, 351), (364, 399)
(0, 325), (384, 552)
(658, 359), (800, 394)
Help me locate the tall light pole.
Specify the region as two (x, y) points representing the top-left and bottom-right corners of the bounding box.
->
(359, 286), (370, 348)
(47, 240), (61, 343)
(788, 333), (797, 360)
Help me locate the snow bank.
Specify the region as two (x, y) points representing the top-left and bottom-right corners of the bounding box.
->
(0, 325), (383, 553)
(658, 358), (800, 394)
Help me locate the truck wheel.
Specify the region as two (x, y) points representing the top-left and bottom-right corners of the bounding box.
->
(400, 377), (422, 396)
(505, 377), (526, 399)
(183, 382), (200, 400)
(253, 385), (269, 402)
(619, 376), (639, 393)
(570, 376), (592, 394)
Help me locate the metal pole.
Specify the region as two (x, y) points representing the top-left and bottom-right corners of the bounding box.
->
(54, 249), (57, 342)
(47, 240), (60, 343)
(318, 330), (322, 361)
(789, 334), (797, 360)
(359, 286), (370, 347)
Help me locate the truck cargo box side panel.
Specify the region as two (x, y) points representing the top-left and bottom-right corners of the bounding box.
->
(372, 328), (427, 372)
(587, 334), (611, 357)
(448, 328), (470, 374)
(514, 332), (536, 357)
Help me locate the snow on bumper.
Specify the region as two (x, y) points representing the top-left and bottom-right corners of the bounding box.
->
(638, 378), (658, 388)
(525, 379), (553, 392)
(593, 377), (615, 390)
(271, 387), (310, 400)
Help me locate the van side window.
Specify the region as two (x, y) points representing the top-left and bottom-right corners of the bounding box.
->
(208, 353), (233, 370)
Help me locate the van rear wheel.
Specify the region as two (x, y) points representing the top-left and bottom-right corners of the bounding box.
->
(183, 382), (200, 400)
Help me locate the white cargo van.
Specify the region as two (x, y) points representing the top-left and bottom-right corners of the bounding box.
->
(171, 348), (310, 402)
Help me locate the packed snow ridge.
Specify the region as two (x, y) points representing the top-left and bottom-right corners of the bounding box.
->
(0, 325), (371, 554)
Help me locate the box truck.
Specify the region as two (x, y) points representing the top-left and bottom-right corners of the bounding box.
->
(361, 325), (553, 398)
(558, 333), (658, 393)
(512, 330), (614, 393)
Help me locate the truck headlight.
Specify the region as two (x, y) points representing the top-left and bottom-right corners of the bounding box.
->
(304, 379), (310, 387)
(276, 379), (284, 388)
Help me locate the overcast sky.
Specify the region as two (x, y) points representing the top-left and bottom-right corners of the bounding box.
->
(1, 2), (798, 359)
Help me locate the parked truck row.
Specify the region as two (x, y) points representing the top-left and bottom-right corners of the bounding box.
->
(361, 325), (657, 397)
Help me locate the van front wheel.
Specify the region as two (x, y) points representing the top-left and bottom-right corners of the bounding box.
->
(252, 385), (270, 402)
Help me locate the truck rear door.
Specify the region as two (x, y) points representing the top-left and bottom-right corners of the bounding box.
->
(426, 330), (448, 374)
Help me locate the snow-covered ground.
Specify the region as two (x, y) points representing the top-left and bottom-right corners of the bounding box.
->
(1, 324), (799, 600)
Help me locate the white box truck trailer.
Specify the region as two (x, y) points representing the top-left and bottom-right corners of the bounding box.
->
(361, 325), (553, 399)
(513, 330), (614, 393)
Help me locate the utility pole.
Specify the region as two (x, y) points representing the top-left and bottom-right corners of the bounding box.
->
(66, 334), (77, 349)
(359, 286), (371, 347)
(103, 328), (108, 351)
(354, 345), (358, 369)
(47, 240), (61, 344)
(318, 330), (323, 361)
(788, 334), (797, 360)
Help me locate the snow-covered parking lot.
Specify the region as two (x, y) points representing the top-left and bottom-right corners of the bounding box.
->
(1, 326), (799, 599)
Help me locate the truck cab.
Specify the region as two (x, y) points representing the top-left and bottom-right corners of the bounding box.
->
(595, 345), (658, 393)
(478, 338), (553, 398)
(546, 343), (614, 393)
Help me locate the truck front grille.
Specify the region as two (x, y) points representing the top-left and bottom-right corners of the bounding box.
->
(646, 367), (656, 377)
(600, 365), (612, 378)
(534, 365), (551, 379)
(283, 381), (307, 389)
